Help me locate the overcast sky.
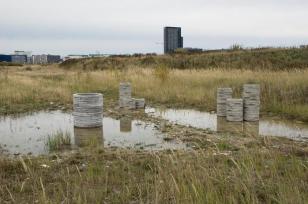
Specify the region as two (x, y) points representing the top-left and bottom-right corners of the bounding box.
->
(1, 0), (308, 55)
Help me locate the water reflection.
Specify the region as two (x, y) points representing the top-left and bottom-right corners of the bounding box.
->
(103, 117), (186, 150)
(146, 107), (308, 141)
(74, 127), (103, 147)
(217, 117), (244, 135)
(0, 111), (73, 156)
(120, 117), (132, 132)
(217, 117), (259, 137)
(243, 122), (259, 137)
(0, 111), (186, 156)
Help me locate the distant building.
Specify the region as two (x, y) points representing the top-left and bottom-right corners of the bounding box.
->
(14, 51), (32, 64)
(32, 55), (61, 64)
(14, 50), (32, 57)
(175, 47), (203, 53)
(11, 55), (27, 64)
(0, 54), (12, 62)
(164, 27), (183, 54)
(46, 55), (61, 64)
(89, 54), (109, 58)
(64, 55), (89, 61)
(32, 55), (45, 64)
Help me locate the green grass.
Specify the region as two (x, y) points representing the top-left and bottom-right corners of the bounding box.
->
(46, 131), (71, 152)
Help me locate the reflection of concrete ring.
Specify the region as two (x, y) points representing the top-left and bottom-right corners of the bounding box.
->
(120, 118), (132, 132)
(73, 93), (103, 128)
(217, 117), (243, 134)
(74, 127), (103, 147)
(243, 122), (259, 137)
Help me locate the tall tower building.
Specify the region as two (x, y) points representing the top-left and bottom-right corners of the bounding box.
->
(164, 27), (183, 54)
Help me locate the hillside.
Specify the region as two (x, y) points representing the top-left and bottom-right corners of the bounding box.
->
(60, 47), (308, 70)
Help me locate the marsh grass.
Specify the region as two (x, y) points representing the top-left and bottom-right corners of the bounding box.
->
(46, 131), (71, 151)
(0, 146), (307, 203)
(0, 66), (307, 121)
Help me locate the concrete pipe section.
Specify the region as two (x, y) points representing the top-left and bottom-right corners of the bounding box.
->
(243, 84), (260, 121)
(217, 88), (233, 117)
(73, 93), (103, 128)
(226, 98), (244, 122)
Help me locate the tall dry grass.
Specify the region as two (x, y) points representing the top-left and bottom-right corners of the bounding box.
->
(0, 66), (307, 120)
(0, 147), (307, 203)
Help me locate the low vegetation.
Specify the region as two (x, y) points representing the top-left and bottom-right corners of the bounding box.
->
(46, 131), (71, 152)
(0, 61), (23, 67)
(0, 48), (308, 203)
(0, 65), (307, 121)
(0, 144), (307, 203)
(60, 47), (308, 70)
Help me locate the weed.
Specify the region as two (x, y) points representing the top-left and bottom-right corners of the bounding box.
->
(153, 65), (170, 82)
(46, 131), (71, 151)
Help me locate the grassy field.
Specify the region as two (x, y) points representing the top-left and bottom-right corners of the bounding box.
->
(60, 47), (308, 70)
(0, 65), (307, 121)
(1, 142), (308, 203)
(0, 50), (308, 203)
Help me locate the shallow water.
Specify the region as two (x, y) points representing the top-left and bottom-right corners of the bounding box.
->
(145, 107), (308, 141)
(0, 111), (186, 156)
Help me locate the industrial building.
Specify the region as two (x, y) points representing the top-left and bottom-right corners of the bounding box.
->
(32, 55), (61, 64)
(0, 54), (12, 62)
(164, 27), (183, 54)
(46, 55), (61, 64)
(13, 51), (32, 64)
(64, 55), (89, 61)
(1, 51), (61, 64)
(11, 55), (27, 64)
(14, 50), (32, 57)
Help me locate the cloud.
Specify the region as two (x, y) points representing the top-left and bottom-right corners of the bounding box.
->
(1, 0), (308, 55)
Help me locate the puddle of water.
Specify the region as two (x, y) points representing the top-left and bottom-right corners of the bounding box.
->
(0, 111), (186, 156)
(146, 107), (308, 141)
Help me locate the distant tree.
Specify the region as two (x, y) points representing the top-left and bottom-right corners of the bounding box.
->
(230, 44), (244, 51)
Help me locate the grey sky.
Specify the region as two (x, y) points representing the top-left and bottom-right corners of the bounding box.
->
(1, 0), (308, 55)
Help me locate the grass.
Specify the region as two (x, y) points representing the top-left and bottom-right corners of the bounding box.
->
(60, 47), (308, 70)
(0, 145), (307, 203)
(0, 61), (23, 67)
(46, 131), (71, 152)
(0, 50), (308, 203)
(0, 66), (307, 121)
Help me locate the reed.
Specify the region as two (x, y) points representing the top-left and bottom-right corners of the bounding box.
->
(1, 66), (307, 121)
(0, 146), (307, 203)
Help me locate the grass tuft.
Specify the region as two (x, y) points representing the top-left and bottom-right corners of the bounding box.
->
(46, 131), (71, 151)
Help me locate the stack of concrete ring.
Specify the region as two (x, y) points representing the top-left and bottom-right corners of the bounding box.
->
(119, 82), (145, 109)
(119, 83), (134, 109)
(226, 98), (243, 122)
(217, 88), (233, 117)
(243, 84), (260, 121)
(217, 84), (260, 122)
(73, 93), (103, 128)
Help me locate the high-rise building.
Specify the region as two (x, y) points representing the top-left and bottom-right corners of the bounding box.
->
(164, 27), (183, 54)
